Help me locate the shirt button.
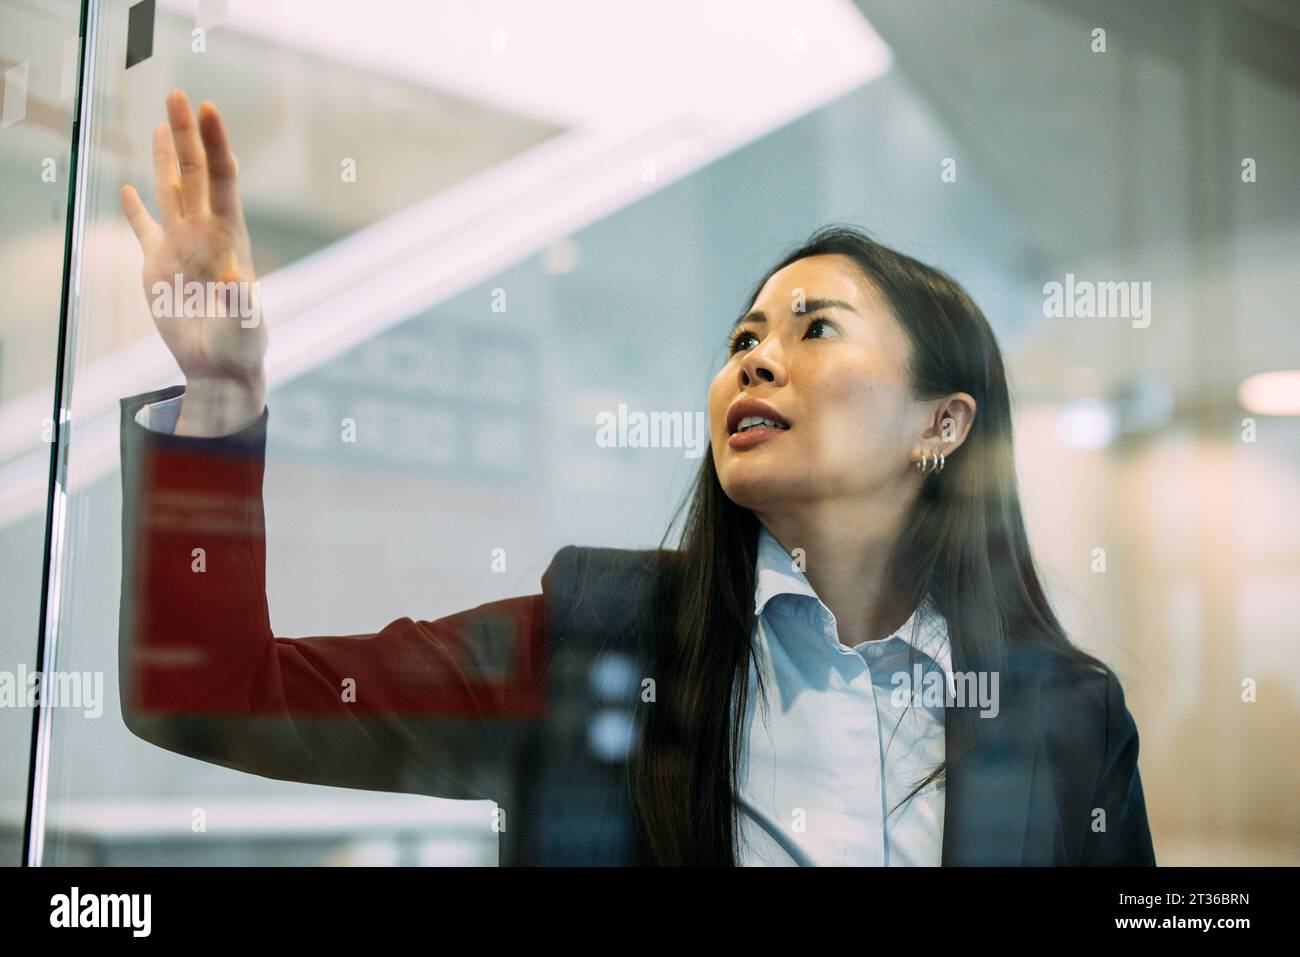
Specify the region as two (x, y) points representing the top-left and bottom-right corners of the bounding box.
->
(864, 643), (884, 658)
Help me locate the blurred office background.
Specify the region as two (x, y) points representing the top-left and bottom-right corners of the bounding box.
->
(1, 0), (1296, 865)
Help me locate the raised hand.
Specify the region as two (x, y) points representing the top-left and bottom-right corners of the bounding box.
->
(120, 90), (267, 435)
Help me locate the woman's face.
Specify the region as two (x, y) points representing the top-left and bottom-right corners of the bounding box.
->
(708, 254), (927, 512)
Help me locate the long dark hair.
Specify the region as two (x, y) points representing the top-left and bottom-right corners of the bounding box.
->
(629, 224), (1110, 866)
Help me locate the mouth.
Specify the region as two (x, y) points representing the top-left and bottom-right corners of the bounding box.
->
(726, 398), (792, 436)
(732, 416), (791, 434)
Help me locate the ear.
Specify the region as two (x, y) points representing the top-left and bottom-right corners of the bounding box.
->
(929, 393), (976, 452)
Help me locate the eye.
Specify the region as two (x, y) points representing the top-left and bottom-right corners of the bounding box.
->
(729, 328), (759, 354)
(804, 316), (840, 340)
(730, 316), (840, 355)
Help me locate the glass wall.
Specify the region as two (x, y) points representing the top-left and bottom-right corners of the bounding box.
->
(0, 0), (83, 867)
(6, 0), (1297, 866)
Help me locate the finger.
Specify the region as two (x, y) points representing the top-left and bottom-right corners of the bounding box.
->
(166, 89), (209, 215)
(151, 122), (183, 226)
(198, 101), (245, 225)
(119, 184), (162, 248)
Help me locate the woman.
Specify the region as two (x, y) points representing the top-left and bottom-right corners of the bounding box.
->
(117, 91), (1155, 866)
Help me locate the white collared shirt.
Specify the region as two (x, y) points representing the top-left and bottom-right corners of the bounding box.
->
(734, 524), (951, 866)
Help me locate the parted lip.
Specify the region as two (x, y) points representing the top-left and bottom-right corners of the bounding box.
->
(726, 397), (792, 434)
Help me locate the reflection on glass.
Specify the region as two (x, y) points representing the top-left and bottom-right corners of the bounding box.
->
(18, 0), (1299, 868)
(0, 0), (82, 867)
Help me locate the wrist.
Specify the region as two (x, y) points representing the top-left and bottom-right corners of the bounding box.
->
(176, 374), (266, 437)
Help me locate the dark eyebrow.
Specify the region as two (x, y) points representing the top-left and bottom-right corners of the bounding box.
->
(730, 298), (860, 331)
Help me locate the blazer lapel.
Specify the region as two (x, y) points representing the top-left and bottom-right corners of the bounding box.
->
(941, 661), (1043, 865)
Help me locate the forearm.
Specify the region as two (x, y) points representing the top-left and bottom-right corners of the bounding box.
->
(118, 387), (548, 800)
(119, 385), (277, 721)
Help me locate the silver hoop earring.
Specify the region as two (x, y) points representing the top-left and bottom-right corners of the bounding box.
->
(915, 448), (946, 475)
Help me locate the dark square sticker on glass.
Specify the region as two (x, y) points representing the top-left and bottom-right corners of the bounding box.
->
(126, 0), (156, 69)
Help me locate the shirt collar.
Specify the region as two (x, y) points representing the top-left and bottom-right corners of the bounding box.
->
(752, 523), (952, 678)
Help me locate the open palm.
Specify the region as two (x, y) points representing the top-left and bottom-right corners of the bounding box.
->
(119, 90), (266, 386)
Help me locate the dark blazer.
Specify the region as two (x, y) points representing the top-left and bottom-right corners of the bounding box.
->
(118, 385), (1156, 866)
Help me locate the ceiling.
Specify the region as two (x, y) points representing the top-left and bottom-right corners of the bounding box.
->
(852, 0), (1300, 407)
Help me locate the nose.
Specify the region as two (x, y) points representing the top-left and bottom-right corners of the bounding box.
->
(738, 339), (786, 387)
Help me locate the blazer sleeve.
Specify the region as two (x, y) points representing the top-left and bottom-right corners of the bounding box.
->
(118, 386), (549, 805)
(1081, 669), (1157, 865)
